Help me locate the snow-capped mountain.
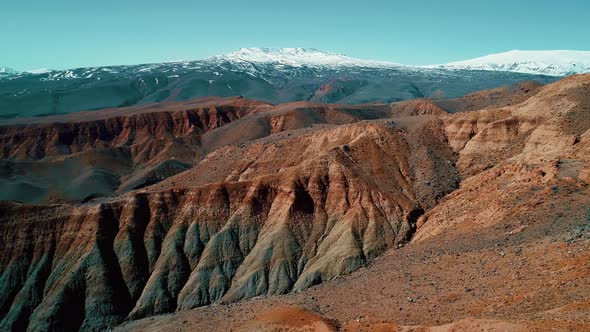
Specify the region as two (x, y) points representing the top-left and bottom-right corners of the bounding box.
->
(0, 48), (561, 120)
(5, 48), (588, 82)
(428, 50), (590, 76)
(0, 66), (20, 77)
(26, 68), (53, 75)
(210, 47), (400, 68)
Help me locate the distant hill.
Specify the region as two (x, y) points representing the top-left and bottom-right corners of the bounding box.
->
(0, 48), (570, 119)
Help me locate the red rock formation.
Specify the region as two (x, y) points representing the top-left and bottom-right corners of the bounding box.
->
(0, 97), (265, 160)
(0, 96), (451, 204)
(0, 116), (459, 330)
(2, 76), (590, 331)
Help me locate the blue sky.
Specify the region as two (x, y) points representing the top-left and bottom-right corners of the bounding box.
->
(2, 0), (589, 70)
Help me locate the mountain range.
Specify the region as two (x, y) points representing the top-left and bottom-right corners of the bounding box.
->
(1, 48), (588, 119)
(4, 48), (590, 77)
(0, 66), (19, 78)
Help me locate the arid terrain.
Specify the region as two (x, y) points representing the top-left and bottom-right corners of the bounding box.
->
(1, 74), (589, 331)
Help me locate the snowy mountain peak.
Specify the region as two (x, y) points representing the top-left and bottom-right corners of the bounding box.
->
(0, 66), (19, 75)
(26, 68), (53, 75)
(212, 47), (400, 68)
(429, 50), (590, 76)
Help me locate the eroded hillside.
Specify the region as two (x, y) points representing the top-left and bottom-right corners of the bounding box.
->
(2, 76), (590, 331)
(118, 74), (590, 332)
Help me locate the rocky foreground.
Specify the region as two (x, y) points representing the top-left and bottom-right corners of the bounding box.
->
(1, 75), (589, 331)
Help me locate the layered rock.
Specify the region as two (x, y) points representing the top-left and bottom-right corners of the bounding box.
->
(0, 96), (451, 204)
(0, 118), (458, 331)
(418, 74), (590, 241)
(443, 74), (590, 177)
(0, 97), (267, 203)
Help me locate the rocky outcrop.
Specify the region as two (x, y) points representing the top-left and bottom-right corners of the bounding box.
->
(0, 97), (268, 203)
(443, 75), (590, 177)
(418, 74), (590, 241)
(389, 99), (448, 117)
(0, 98), (265, 161)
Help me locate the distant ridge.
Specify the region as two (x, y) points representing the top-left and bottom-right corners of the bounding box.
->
(5, 48), (590, 77)
(0, 48), (568, 119)
(0, 66), (19, 77)
(427, 50), (590, 76)
(210, 47), (401, 68)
